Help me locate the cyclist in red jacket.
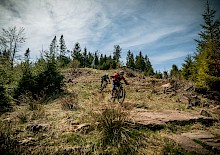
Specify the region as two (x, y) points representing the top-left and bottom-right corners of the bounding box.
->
(110, 71), (129, 97)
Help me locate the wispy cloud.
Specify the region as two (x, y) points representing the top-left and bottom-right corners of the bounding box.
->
(0, 0), (220, 70)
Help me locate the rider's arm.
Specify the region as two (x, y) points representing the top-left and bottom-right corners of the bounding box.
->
(122, 77), (129, 85)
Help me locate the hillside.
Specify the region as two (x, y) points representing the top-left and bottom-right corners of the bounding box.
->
(1, 67), (220, 154)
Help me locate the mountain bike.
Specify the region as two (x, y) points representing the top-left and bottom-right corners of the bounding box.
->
(112, 82), (126, 104)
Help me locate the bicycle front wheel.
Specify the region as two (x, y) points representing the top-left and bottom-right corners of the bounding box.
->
(117, 88), (126, 104)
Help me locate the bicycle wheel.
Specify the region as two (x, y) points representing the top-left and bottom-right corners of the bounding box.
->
(117, 88), (126, 104)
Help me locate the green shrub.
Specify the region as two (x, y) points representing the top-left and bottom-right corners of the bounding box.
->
(95, 107), (146, 154)
(205, 75), (220, 92)
(0, 83), (11, 113)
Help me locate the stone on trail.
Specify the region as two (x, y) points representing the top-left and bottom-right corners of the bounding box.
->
(130, 110), (216, 129)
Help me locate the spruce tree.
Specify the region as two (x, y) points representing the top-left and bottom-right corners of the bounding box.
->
(14, 48), (35, 99)
(181, 54), (194, 80)
(113, 45), (121, 68)
(194, 1), (220, 91)
(144, 55), (154, 76)
(94, 51), (99, 68)
(83, 47), (89, 67)
(126, 50), (135, 68)
(72, 42), (82, 67)
(50, 36), (58, 57)
(59, 35), (67, 56)
(135, 51), (145, 71)
(58, 35), (69, 67)
(170, 64), (180, 79)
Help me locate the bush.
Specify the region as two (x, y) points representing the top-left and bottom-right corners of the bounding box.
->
(0, 83), (11, 113)
(35, 62), (64, 98)
(205, 75), (220, 92)
(0, 121), (24, 154)
(95, 107), (146, 154)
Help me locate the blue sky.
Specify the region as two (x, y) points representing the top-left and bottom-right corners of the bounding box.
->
(0, 0), (220, 71)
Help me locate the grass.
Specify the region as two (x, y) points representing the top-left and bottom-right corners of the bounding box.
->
(1, 68), (219, 154)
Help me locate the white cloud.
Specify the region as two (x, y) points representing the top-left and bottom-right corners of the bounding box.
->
(150, 50), (187, 64)
(1, 0), (220, 70)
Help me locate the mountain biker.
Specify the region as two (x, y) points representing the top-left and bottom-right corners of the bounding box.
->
(100, 73), (110, 89)
(110, 71), (129, 97)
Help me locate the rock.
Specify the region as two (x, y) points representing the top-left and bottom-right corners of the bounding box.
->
(191, 100), (201, 106)
(200, 110), (212, 117)
(179, 95), (190, 104)
(26, 123), (48, 133)
(130, 110), (216, 129)
(167, 130), (220, 154)
(186, 105), (194, 110)
(71, 123), (90, 132)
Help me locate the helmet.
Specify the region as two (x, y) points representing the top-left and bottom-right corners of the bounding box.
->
(119, 71), (124, 75)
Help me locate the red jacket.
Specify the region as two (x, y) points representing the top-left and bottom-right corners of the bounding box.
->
(111, 73), (128, 84)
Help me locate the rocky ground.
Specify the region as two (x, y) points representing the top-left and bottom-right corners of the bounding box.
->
(1, 67), (220, 154)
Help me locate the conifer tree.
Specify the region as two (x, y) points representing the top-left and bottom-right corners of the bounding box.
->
(126, 50), (135, 68)
(88, 52), (94, 67)
(59, 35), (67, 57)
(58, 35), (70, 66)
(50, 36), (58, 57)
(194, 1), (220, 91)
(72, 42), (82, 66)
(170, 64), (180, 79)
(181, 54), (194, 80)
(135, 51), (145, 71)
(14, 48), (35, 99)
(113, 45), (121, 68)
(82, 47), (88, 67)
(94, 51), (99, 68)
(144, 55), (154, 76)
(0, 82), (10, 110)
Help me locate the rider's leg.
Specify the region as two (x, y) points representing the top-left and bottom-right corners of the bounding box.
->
(111, 82), (115, 97)
(101, 78), (103, 87)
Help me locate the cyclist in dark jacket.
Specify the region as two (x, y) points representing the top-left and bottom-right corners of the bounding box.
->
(101, 73), (110, 88)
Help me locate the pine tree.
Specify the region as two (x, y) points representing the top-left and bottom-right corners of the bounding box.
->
(99, 54), (104, 67)
(181, 54), (194, 80)
(144, 55), (154, 76)
(126, 50), (135, 68)
(88, 52), (94, 67)
(58, 35), (70, 67)
(72, 42), (82, 66)
(59, 35), (67, 57)
(35, 48), (64, 98)
(170, 64), (180, 79)
(194, 1), (220, 91)
(135, 51), (145, 71)
(82, 47), (89, 67)
(0, 82), (10, 110)
(50, 36), (58, 57)
(14, 48), (35, 99)
(113, 45), (121, 68)
(94, 51), (99, 68)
